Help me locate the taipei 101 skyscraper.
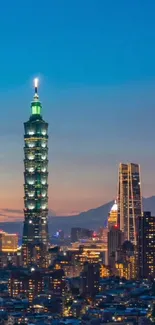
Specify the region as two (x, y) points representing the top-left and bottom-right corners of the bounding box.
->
(22, 79), (49, 268)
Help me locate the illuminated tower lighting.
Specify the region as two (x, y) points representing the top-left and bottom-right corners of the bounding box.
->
(22, 78), (49, 268)
(108, 200), (118, 230)
(34, 78), (39, 97)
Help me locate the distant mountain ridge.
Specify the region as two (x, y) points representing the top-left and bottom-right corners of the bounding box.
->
(1, 196), (155, 236)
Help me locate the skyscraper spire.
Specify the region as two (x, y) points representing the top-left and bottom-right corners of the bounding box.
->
(31, 78), (41, 115)
(34, 78), (39, 98)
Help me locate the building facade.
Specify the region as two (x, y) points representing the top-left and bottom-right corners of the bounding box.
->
(0, 231), (18, 253)
(9, 269), (44, 302)
(108, 226), (123, 268)
(0, 231), (19, 268)
(48, 269), (66, 297)
(22, 79), (49, 268)
(115, 240), (136, 280)
(80, 262), (100, 297)
(117, 163), (142, 245)
(138, 211), (155, 278)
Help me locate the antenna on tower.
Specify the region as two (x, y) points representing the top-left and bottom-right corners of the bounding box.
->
(34, 78), (39, 95)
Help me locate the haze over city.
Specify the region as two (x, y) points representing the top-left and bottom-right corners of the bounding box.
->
(1, 0), (155, 221)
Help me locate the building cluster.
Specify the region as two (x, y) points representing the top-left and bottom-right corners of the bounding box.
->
(107, 163), (155, 282)
(0, 266), (155, 324)
(0, 81), (154, 324)
(0, 231), (154, 324)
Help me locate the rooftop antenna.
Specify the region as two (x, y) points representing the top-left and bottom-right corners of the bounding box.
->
(34, 78), (39, 99)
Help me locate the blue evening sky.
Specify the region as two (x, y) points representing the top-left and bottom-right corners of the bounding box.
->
(0, 0), (155, 218)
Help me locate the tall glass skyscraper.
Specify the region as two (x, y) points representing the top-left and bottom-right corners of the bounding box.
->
(22, 79), (49, 268)
(117, 163), (142, 246)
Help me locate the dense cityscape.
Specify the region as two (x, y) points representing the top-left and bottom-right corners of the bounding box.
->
(1, 1), (155, 324)
(0, 80), (154, 325)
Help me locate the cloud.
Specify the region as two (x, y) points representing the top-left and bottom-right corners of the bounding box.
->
(0, 208), (56, 222)
(0, 209), (24, 223)
(1, 208), (23, 214)
(0, 214), (19, 222)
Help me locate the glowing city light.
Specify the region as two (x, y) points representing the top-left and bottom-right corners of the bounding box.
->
(34, 77), (39, 88)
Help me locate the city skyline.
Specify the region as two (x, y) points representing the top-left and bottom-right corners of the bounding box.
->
(1, 1), (155, 220)
(1, 2), (155, 323)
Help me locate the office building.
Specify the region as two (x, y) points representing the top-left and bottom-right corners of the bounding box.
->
(48, 269), (66, 297)
(69, 242), (106, 265)
(53, 254), (82, 278)
(0, 231), (18, 253)
(80, 262), (100, 297)
(22, 79), (49, 268)
(138, 211), (155, 278)
(0, 231), (18, 268)
(117, 163), (142, 245)
(115, 241), (136, 280)
(108, 200), (118, 230)
(108, 226), (123, 269)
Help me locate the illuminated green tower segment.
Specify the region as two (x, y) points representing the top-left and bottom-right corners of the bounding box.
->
(22, 79), (49, 268)
(31, 79), (42, 115)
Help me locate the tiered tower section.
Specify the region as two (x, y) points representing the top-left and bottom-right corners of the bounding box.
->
(22, 79), (49, 268)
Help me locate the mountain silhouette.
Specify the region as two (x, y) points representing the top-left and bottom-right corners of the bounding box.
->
(1, 196), (155, 236)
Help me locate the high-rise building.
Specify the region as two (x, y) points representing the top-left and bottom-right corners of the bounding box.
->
(117, 163), (142, 245)
(108, 200), (118, 230)
(108, 226), (123, 269)
(22, 79), (49, 268)
(80, 262), (100, 297)
(138, 211), (155, 278)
